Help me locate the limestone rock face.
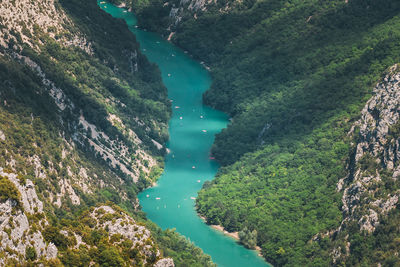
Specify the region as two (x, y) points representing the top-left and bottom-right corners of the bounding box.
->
(155, 258), (175, 267)
(6, 172), (43, 214)
(0, 0), (173, 265)
(89, 206), (174, 266)
(165, 0), (215, 30)
(0, 172), (175, 266)
(0, 168), (57, 263)
(0, 130), (5, 141)
(0, 0), (162, 210)
(340, 65), (400, 226)
(0, 0), (92, 53)
(329, 65), (400, 263)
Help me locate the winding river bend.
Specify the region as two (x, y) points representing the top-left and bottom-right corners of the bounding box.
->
(99, 2), (269, 266)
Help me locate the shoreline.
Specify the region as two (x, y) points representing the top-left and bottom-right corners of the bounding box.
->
(100, 2), (269, 266)
(199, 215), (263, 257)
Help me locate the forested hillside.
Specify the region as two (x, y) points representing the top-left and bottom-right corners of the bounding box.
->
(129, 0), (400, 265)
(0, 0), (214, 265)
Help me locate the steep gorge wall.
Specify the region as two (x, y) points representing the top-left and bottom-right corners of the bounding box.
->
(0, 168), (173, 266)
(0, 0), (169, 208)
(319, 65), (400, 265)
(0, 0), (175, 265)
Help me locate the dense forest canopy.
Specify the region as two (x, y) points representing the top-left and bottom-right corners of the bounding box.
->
(131, 0), (400, 265)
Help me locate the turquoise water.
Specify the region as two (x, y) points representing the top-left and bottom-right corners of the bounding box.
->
(98, 2), (269, 266)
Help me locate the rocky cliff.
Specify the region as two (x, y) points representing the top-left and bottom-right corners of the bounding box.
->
(338, 65), (400, 233)
(128, 0), (218, 37)
(2, 0), (173, 198)
(0, 0), (175, 265)
(0, 167), (173, 265)
(0, 168), (58, 265)
(312, 65), (400, 265)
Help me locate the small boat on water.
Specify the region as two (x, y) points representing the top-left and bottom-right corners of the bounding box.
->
(192, 166), (196, 169)
(156, 197), (161, 200)
(202, 130), (207, 133)
(175, 106), (180, 109)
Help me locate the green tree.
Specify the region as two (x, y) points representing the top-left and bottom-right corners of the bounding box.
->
(238, 227), (257, 249)
(25, 246), (37, 261)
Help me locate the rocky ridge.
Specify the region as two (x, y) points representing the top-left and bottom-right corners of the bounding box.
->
(0, 0), (92, 53)
(0, 0), (165, 207)
(0, 0), (175, 265)
(0, 167), (58, 265)
(318, 65), (400, 264)
(165, 0), (215, 30)
(0, 169), (174, 265)
(87, 206), (174, 266)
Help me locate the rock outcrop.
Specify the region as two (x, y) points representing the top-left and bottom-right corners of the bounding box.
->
(0, 168), (57, 265)
(0, 0), (166, 208)
(0, 0), (92, 53)
(0, 0), (174, 265)
(0, 169), (174, 266)
(328, 65), (400, 263)
(88, 206), (174, 266)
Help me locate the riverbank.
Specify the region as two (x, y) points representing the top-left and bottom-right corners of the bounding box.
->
(99, 2), (270, 266)
(199, 215), (263, 257)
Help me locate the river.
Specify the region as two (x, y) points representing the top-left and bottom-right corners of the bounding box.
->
(98, 2), (269, 266)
